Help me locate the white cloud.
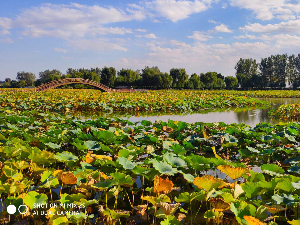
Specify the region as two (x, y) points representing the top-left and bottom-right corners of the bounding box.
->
(145, 33), (157, 38)
(135, 34), (143, 38)
(212, 24), (233, 33)
(0, 30), (10, 35)
(222, 3), (228, 9)
(0, 17), (12, 29)
(135, 28), (147, 32)
(145, 0), (214, 22)
(229, 0), (300, 21)
(208, 20), (217, 23)
(0, 38), (13, 43)
(68, 38), (128, 52)
(112, 39), (275, 76)
(61, 56), (71, 59)
(0, 3), (142, 38)
(240, 20), (300, 34)
(187, 31), (213, 41)
(54, 48), (68, 53)
(234, 33), (300, 47)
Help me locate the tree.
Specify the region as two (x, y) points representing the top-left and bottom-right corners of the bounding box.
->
(116, 69), (140, 86)
(141, 66), (162, 88)
(286, 54), (297, 87)
(2, 82), (10, 88)
(10, 80), (18, 88)
(16, 71), (36, 86)
(4, 78), (11, 83)
(39, 69), (62, 84)
(272, 54), (287, 87)
(185, 73), (203, 89)
(18, 80), (26, 88)
(235, 58), (258, 88)
(101, 67), (116, 87)
(170, 68), (188, 88)
(225, 76), (238, 89)
(158, 72), (173, 89)
(200, 72), (223, 89)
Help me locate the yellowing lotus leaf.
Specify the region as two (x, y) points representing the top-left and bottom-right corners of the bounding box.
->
(217, 165), (248, 180)
(210, 198), (230, 212)
(61, 172), (77, 185)
(92, 154), (112, 161)
(85, 152), (95, 163)
(265, 205), (286, 214)
(243, 216), (266, 225)
(154, 175), (173, 194)
(193, 175), (226, 192)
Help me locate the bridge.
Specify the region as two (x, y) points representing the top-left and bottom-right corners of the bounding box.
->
(21, 78), (146, 92)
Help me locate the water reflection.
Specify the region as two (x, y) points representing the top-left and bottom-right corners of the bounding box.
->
(123, 98), (300, 127)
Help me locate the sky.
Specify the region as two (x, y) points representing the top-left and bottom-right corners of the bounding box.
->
(1, 0), (300, 80)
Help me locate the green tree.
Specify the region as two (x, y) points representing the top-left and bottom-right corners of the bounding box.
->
(101, 67), (116, 87)
(185, 73), (203, 89)
(225, 76), (238, 89)
(141, 66), (162, 88)
(273, 54), (287, 87)
(235, 58), (258, 88)
(39, 69), (62, 84)
(2, 82), (10, 88)
(18, 80), (26, 88)
(4, 78), (11, 83)
(16, 71), (36, 86)
(116, 69), (140, 86)
(158, 72), (173, 89)
(170, 68), (188, 88)
(286, 54), (297, 87)
(200, 72), (222, 89)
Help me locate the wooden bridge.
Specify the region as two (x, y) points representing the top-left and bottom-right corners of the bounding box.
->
(11, 78), (146, 92)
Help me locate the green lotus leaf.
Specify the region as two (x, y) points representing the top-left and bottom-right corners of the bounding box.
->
(103, 209), (130, 220)
(272, 193), (295, 206)
(141, 120), (152, 126)
(230, 201), (255, 224)
(93, 180), (116, 189)
(221, 192), (235, 203)
(55, 151), (78, 162)
(117, 157), (137, 170)
(161, 215), (180, 225)
(288, 220), (300, 225)
(203, 209), (223, 219)
(224, 133), (238, 143)
(3, 165), (18, 177)
(23, 191), (48, 209)
(163, 153), (187, 167)
(151, 159), (178, 175)
(275, 178), (294, 192)
(242, 182), (261, 199)
(45, 142), (61, 149)
(41, 171), (52, 183)
(246, 146), (260, 153)
(261, 164), (285, 175)
(171, 144), (186, 155)
(111, 172), (134, 186)
(53, 216), (69, 225)
(255, 205), (268, 221)
(83, 140), (100, 151)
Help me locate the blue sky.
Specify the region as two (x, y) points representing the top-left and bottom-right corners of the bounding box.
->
(1, 0), (300, 80)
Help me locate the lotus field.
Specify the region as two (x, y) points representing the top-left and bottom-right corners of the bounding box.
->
(2, 90), (300, 224)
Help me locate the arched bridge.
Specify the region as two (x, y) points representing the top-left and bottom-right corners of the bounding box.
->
(33, 78), (146, 92)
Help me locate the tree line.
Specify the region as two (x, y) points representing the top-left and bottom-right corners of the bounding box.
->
(1, 67), (239, 90)
(235, 54), (300, 89)
(5, 53), (299, 90)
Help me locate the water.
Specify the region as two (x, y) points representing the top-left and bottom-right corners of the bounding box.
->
(122, 98), (300, 127)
